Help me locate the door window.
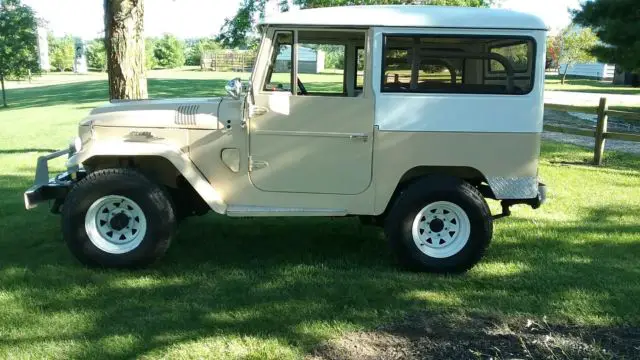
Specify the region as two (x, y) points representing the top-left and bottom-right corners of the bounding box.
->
(297, 44), (345, 95)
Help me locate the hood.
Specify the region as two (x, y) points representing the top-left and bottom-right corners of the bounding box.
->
(81, 97), (243, 130)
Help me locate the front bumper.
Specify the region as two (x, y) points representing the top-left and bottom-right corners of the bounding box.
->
(23, 148), (84, 211)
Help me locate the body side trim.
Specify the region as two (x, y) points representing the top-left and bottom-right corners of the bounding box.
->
(226, 205), (347, 217)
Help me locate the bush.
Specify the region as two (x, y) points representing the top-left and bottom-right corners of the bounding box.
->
(86, 39), (107, 72)
(153, 34), (185, 69)
(49, 34), (75, 72)
(146, 38), (158, 70)
(185, 38), (221, 66)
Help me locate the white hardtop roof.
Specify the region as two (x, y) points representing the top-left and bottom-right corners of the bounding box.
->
(260, 5), (547, 31)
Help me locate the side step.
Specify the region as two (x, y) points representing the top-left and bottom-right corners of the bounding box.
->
(493, 182), (547, 220)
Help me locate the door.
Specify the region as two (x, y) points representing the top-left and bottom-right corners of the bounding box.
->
(248, 30), (374, 195)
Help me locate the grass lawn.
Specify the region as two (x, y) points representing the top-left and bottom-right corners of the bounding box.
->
(0, 72), (639, 359)
(545, 74), (640, 95)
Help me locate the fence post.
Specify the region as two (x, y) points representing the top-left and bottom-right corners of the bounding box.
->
(593, 97), (609, 165)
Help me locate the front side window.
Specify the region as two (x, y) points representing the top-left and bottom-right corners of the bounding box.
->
(264, 32), (293, 92)
(382, 35), (535, 95)
(297, 44), (345, 95)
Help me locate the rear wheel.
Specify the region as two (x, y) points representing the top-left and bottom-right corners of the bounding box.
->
(384, 176), (493, 273)
(62, 168), (176, 268)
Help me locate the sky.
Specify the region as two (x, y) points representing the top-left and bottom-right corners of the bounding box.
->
(24, 0), (583, 40)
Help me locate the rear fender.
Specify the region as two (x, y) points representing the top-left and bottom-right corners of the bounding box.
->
(68, 141), (227, 214)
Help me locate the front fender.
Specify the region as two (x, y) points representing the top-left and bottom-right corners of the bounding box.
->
(67, 141), (227, 215)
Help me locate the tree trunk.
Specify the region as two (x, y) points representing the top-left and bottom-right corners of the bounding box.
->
(104, 0), (148, 100)
(1, 73), (6, 108)
(561, 65), (569, 85)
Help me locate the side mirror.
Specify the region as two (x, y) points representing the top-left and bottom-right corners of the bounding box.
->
(225, 78), (243, 99)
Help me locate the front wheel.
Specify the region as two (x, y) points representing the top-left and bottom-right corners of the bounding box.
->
(384, 176), (493, 273)
(62, 168), (177, 268)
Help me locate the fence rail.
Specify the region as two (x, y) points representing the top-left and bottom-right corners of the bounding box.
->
(200, 52), (256, 73)
(543, 97), (640, 165)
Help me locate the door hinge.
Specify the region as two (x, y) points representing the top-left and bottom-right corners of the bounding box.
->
(249, 156), (269, 172)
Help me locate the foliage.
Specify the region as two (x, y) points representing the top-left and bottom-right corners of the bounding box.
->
(0, 0), (39, 107)
(572, 0), (640, 74)
(219, 0), (494, 50)
(294, 0), (495, 7)
(557, 26), (598, 84)
(153, 34), (185, 69)
(321, 46), (344, 70)
(145, 38), (158, 70)
(546, 35), (561, 69)
(85, 39), (107, 72)
(185, 38), (221, 66)
(48, 34), (75, 72)
(217, 0), (265, 49)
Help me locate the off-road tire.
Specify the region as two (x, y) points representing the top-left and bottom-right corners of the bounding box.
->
(62, 168), (177, 268)
(384, 176), (493, 273)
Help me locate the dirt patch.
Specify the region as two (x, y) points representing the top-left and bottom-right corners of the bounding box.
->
(307, 313), (640, 360)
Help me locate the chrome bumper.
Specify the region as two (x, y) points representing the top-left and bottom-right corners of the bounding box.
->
(24, 149), (83, 211)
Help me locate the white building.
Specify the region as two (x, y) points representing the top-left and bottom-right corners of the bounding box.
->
(275, 46), (325, 74)
(73, 38), (88, 74)
(36, 26), (50, 72)
(559, 63), (616, 81)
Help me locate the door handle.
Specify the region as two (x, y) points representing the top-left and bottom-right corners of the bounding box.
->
(349, 134), (369, 142)
(250, 106), (268, 117)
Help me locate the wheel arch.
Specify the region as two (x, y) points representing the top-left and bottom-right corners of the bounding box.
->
(71, 142), (226, 214)
(377, 165), (492, 218)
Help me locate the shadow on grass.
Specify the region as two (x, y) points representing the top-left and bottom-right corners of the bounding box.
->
(1, 79), (229, 110)
(541, 140), (640, 173)
(0, 168), (639, 359)
(546, 75), (640, 95)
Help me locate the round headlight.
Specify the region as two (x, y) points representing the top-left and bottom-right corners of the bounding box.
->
(74, 136), (83, 152)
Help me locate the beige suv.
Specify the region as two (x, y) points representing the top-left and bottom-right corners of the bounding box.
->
(24, 5), (547, 273)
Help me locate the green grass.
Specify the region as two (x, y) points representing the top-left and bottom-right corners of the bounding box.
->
(545, 75), (640, 95)
(1, 72), (640, 359)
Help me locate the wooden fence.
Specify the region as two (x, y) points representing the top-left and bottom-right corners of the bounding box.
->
(544, 97), (640, 165)
(200, 52), (256, 73)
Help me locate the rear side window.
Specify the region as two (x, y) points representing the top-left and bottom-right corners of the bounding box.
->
(489, 42), (530, 73)
(381, 35), (535, 95)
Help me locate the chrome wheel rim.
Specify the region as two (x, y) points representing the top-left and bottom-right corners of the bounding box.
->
(411, 201), (471, 258)
(85, 195), (147, 254)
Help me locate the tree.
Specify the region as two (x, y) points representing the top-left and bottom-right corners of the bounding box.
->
(86, 39), (107, 71)
(0, 0), (39, 107)
(546, 34), (561, 70)
(572, 0), (640, 82)
(557, 26), (598, 85)
(104, 0), (147, 100)
(295, 0), (493, 7)
(145, 37), (158, 70)
(48, 35), (75, 71)
(217, 0), (264, 49)
(219, 0), (496, 49)
(153, 34), (185, 68)
(185, 38), (221, 66)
